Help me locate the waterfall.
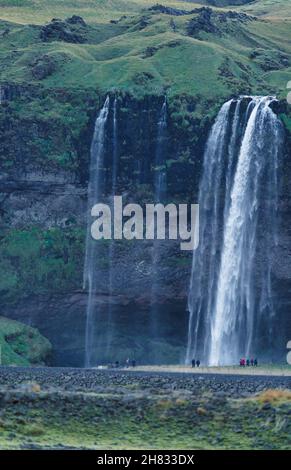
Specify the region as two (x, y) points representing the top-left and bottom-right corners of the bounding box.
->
(106, 97), (119, 355)
(112, 97), (118, 192)
(186, 96), (284, 366)
(149, 98), (168, 352)
(84, 96), (110, 367)
(0, 86), (4, 104)
(154, 97), (167, 201)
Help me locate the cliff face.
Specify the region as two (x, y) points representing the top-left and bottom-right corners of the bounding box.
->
(0, 84), (290, 366)
(0, 86), (211, 365)
(0, 1), (290, 365)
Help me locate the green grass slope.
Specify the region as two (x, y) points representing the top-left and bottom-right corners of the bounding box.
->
(0, 385), (290, 449)
(0, 0), (203, 24)
(0, 316), (51, 365)
(0, 1), (290, 100)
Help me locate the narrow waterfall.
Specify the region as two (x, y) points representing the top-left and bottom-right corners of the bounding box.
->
(106, 97), (119, 355)
(154, 97), (167, 201)
(0, 86), (4, 104)
(186, 96), (284, 366)
(112, 97), (118, 192)
(84, 96), (110, 367)
(150, 98), (168, 349)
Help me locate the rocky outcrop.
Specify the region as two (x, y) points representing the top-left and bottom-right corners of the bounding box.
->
(187, 8), (217, 36)
(148, 4), (196, 16)
(250, 49), (290, 71)
(40, 16), (87, 43)
(187, 7), (255, 38)
(207, 0), (254, 5)
(148, 3), (255, 17)
(30, 55), (57, 80)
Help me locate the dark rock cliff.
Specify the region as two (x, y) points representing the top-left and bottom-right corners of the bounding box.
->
(0, 85), (210, 364)
(0, 84), (290, 365)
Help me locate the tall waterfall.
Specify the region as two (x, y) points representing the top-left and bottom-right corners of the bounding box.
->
(186, 96), (284, 366)
(84, 96), (110, 367)
(106, 97), (119, 355)
(154, 97), (167, 201)
(150, 98), (168, 348)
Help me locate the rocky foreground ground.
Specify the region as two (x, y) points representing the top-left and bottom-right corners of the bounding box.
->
(0, 367), (290, 450)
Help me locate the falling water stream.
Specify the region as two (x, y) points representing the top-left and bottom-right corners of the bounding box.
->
(186, 96), (284, 365)
(84, 96), (110, 367)
(82, 94), (283, 367)
(106, 97), (119, 355)
(150, 98), (168, 352)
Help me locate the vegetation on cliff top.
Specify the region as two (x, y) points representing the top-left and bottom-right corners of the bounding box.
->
(0, 0), (290, 173)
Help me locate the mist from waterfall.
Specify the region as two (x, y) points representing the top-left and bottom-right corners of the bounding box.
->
(83, 96), (110, 367)
(186, 96), (284, 366)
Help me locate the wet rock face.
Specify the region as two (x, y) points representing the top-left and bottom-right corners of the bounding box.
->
(40, 16), (87, 43)
(0, 177), (86, 228)
(4, 293), (188, 366)
(0, 90), (204, 365)
(0, 87), (290, 366)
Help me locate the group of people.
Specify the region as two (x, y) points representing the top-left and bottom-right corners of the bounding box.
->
(111, 358), (136, 368)
(239, 358), (258, 367)
(125, 358), (136, 368)
(190, 358), (259, 367)
(191, 359), (201, 368)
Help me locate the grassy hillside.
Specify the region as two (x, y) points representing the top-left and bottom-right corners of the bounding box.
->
(0, 0), (290, 99)
(0, 379), (290, 449)
(0, 316), (51, 365)
(0, 0), (205, 24)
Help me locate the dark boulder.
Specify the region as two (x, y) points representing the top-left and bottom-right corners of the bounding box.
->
(187, 8), (217, 37)
(30, 55), (57, 80)
(40, 17), (87, 44)
(217, 10), (256, 22)
(148, 4), (195, 16)
(66, 15), (87, 27)
(187, 7), (255, 38)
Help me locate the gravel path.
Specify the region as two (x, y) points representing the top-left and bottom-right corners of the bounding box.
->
(0, 366), (290, 397)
